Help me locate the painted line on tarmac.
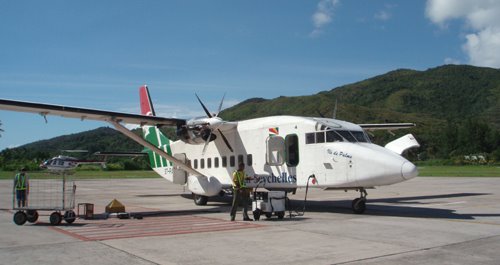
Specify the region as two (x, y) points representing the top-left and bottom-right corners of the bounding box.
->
(49, 215), (262, 241)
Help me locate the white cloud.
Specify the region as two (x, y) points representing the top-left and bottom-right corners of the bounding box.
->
(426, 0), (500, 67)
(374, 10), (391, 21)
(444, 57), (461, 64)
(310, 0), (340, 37)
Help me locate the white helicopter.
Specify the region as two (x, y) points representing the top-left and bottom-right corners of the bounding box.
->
(0, 86), (419, 214)
(40, 150), (106, 172)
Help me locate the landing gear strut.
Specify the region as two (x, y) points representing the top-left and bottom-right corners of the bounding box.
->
(351, 188), (367, 214)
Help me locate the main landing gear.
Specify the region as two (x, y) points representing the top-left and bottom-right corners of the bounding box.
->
(351, 188), (367, 214)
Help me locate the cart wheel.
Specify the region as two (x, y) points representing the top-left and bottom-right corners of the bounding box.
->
(277, 211), (285, 219)
(27, 210), (39, 223)
(265, 212), (273, 219)
(49, 212), (62, 225)
(253, 209), (261, 221)
(13, 211), (27, 226)
(64, 210), (76, 224)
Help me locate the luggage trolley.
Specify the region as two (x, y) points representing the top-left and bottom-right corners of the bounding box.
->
(12, 172), (77, 226)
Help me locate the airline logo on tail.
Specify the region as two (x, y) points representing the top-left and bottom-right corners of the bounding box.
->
(140, 85), (173, 168)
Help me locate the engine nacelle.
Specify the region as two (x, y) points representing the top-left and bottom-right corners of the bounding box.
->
(187, 175), (223, 196)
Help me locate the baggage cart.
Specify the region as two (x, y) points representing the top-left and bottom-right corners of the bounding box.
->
(12, 172), (76, 225)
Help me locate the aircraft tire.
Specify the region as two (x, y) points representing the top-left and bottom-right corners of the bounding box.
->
(352, 198), (366, 214)
(193, 194), (208, 205)
(27, 210), (39, 223)
(50, 212), (62, 225)
(64, 210), (76, 224)
(13, 211), (27, 226)
(265, 212), (273, 219)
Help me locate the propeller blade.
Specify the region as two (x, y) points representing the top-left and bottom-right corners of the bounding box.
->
(216, 93), (226, 116)
(195, 93), (212, 118)
(202, 131), (212, 155)
(218, 129), (233, 152)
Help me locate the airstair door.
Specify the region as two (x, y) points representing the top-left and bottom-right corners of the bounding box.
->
(173, 153), (187, 185)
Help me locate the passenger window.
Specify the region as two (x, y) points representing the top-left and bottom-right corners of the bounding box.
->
(306, 133), (315, 144)
(222, 156), (227, 167)
(230, 156), (235, 167)
(285, 134), (299, 167)
(247, 154), (253, 166)
(266, 136), (285, 166)
(238, 155), (244, 165)
(336, 130), (356, 142)
(207, 158), (212, 168)
(214, 157), (219, 168)
(194, 159), (198, 169)
(200, 159), (205, 169)
(326, 131), (343, 142)
(316, 132), (325, 143)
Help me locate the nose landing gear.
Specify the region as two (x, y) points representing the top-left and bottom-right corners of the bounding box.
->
(352, 188), (367, 214)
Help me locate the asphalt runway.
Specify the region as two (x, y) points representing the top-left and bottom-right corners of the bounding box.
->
(1, 176), (500, 265)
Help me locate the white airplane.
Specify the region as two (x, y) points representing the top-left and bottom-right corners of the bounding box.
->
(0, 86), (419, 214)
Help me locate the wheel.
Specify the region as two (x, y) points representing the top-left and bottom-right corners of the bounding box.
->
(265, 212), (273, 219)
(253, 209), (261, 221)
(352, 198), (366, 214)
(49, 212), (62, 225)
(64, 210), (76, 224)
(193, 194), (208, 205)
(27, 210), (39, 223)
(276, 211), (285, 219)
(13, 211), (27, 225)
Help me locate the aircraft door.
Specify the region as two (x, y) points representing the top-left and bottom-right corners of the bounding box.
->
(173, 153), (188, 185)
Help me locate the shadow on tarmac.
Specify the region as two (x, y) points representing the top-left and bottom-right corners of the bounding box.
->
(300, 192), (499, 220)
(130, 192), (499, 221)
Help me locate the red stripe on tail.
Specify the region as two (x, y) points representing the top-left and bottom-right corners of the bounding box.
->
(139, 85), (156, 116)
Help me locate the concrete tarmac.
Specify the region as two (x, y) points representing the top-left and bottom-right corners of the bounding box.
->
(1, 176), (500, 265)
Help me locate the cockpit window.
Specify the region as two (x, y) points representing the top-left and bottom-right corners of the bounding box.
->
(326, 131), (343, 142)
(336, 130), (356, 142)
(306, 133), (315, 144)
(306, 129), (369, 144)
(351, 131), (369, 142)
(315, 132), (325, 143)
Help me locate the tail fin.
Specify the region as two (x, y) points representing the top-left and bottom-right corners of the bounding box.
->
(140, 85), (156, 116)
(138, 86), (173, 171)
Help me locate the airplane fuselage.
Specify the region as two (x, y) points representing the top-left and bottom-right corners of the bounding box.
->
(150, 115), (418, 194)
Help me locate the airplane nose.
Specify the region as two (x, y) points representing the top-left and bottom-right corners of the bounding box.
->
(401, 161), (418, 180)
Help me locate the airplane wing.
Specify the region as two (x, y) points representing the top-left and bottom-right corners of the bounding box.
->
(0, 99), (185, 127)
(359, 123), (416, 131)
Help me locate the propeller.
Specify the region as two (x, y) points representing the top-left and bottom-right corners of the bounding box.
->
(195, 93), (234, 154)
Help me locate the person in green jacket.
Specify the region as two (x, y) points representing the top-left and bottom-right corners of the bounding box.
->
(230, 163), (253, 221)
(14, 168), (29, 208)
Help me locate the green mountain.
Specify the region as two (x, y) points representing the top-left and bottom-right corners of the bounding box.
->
(1, 64), (499, 169)
(221, 65), (499, 126)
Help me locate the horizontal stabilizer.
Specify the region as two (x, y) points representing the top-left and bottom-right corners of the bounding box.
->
(385, 134), (420, 155)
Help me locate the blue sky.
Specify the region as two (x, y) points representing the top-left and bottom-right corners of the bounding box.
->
(1, 0), (498, 150)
